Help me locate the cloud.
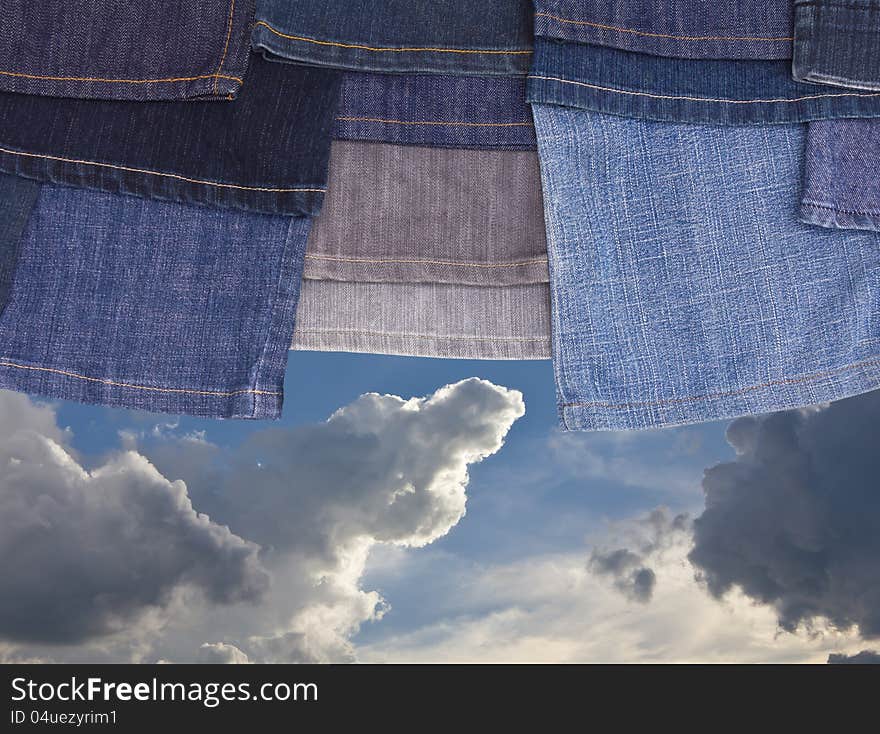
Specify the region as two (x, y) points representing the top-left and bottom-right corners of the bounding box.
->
(0, 378), (523, 661)
(588, 508), (690, 602)
(0, 396), (268, 646)
(143, 378), (524, 662)
(357, 541), (860, 663)
(827, 650), (880, 664)
(689, 390), (880, 638)
(196, 643), (250, 664)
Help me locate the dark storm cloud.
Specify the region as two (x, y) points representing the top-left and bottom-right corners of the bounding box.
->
(827, 650), (880, 664)
(0, 416), (269, 644)
(689, 390), (880, 637)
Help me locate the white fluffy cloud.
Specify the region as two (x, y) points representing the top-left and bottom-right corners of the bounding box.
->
(147, 378), (524, 662)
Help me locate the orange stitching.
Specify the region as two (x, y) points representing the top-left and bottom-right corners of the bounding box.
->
(254, 21), (532, 55)
(535, 12), (793, 42)
(0, 146), (325, 194)
(528, 74), (880, 104)
(0, 360), (280, 397)
(563, 357), (880, 409)
(296, 329), (548, 343)
(304, 254), (548, 268)
(0, 70), (242, 85)
(336, 116), (532, 128)
(214, 0), (237, 95)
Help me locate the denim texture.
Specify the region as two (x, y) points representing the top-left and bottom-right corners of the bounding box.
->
(528, 38), (880, 124)
(0, 55), (341, 216)
(334, 73), (536, 150)
(0, 1), (254, 100)
(253, 0), (533, 75)
(533, 104), (880, 431)
(793, 0), (880, 90)
(0, 174), (39, 315)
(801, 119), (880, 231)
(305, 142), (548, 286)
(535, 1), (794, 59)
(0, 185), (311, 419)
(293, 280), (551, 360)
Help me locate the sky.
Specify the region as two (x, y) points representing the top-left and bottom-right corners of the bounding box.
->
(0, 350), (877, 663)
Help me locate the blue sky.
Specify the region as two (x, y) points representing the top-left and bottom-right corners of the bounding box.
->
(2, 351), (878, 663)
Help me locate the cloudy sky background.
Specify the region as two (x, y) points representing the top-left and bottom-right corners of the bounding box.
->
(0, 352), (877, 663)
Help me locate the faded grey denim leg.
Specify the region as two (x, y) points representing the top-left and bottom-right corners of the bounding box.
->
(304, 141), (549, 286)
(292, 280), (551, 360)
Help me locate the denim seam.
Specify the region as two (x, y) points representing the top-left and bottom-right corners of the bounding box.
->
(0, 146), (326, 193)
(336, 116), (533, 128)
(0, 70), (243, 85)
(296, 329), (547, 342)
(528, 74), (880, 104)
(254, 21), (532, 54)
(248, 216), (300, 417)
(213, 0), (237, 95)
(0, 359), (281, 397)
(535, 12), (793, 42)
(802, 201), (880, 217)
(304, 254), (548, 268)
(562, 355), (880, 409)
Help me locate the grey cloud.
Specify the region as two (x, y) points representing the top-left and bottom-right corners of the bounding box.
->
(689, 390), (880, 637)
(827, 650), (880, 664)
(588, 508), (690, 603)
(0, 396), (269, 645)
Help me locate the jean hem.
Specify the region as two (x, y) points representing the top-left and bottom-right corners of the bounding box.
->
(292, 331), (551, 360)
(799, 202), (880, 232)
(559, 356), (880, 431)
(0, 357), (282, 420)
(534, 14), (792, 60)
(253, 28), (532, 76)
(0, 144), (325, 216)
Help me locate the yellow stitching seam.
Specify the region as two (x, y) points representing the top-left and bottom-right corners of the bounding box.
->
(564, 357), (880, 409)
(304, 254), (548, 268)
(214, 0), (237, 95)
(0, 70), (243, 85)
(0, 146), (325, 194)
(0, 361), (280, 397)
(296, 329), (548, 343)
(255, 21), (532, 55)
(528, 74), (880, 104)
(535, 12), (793, 42)
(336, 116), (532, 127)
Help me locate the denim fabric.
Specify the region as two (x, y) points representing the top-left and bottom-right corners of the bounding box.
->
(535, 1), (793, 59)
(527, 38), (880, 124)
(0, 185), (311, 419)
(0, 174), (39, 315)
(253, 0), (533, 76)
(793, 0), (880, 90)
(801, 119), (880, 231)
(293, 280), (551, 360)
(333, 73), (536, 150)
(305, 142), (548, 286)
(0, 55), (341, 216)
(0, 1), (254, 100)
(533, 104), (880, 431)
